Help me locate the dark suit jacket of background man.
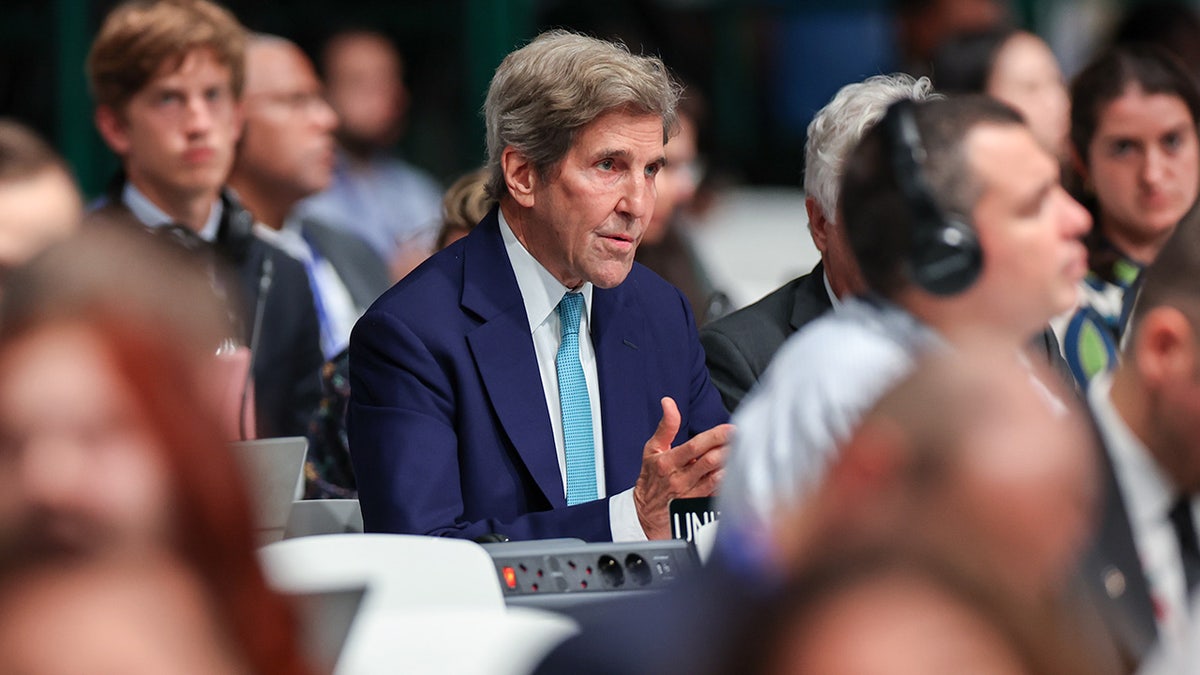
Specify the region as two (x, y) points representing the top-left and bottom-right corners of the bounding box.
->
(348, 207), (730, 542)
(700, 263), (832, 412)
(297, 216), (391, 311)
(95, 187), (324, 439)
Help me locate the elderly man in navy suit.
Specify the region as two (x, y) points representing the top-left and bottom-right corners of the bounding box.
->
(348, 30), (732, 542)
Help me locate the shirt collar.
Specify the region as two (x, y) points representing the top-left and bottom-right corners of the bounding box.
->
(122, 183), (223, 243)
(1091, 372), (1177, 528)
(498, 207), (594, 334)
(253, 218), (308, 262)
(821, 268), (842, 311)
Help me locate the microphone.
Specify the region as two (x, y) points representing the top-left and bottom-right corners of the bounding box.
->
(240, 254), (274, 440)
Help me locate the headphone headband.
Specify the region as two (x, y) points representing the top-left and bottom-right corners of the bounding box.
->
(882, 100), (982, 296)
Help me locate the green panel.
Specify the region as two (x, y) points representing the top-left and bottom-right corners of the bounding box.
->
(711, 2), (757, 165)
(463, 0), (535, 166)
(55, 0), (108, 198)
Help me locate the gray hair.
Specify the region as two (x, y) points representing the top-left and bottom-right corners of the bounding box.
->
(804, 74), (939, 223)
(483, 30), (682, 200)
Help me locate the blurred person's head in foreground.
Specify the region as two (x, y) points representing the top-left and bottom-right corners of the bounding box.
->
(1068, 44), (1200, 266)
(0, 223), (310, 675)
(803, 73), (939, 299)
(435, 166), (492, 250)
(0, 120), (82, 285)
(770, 345), (1098, 600)
(842, 96), (1091, 345)
(724, 544), (1114, 675)
(0, 549), (252, 675)
(932, 27), (1069, 160)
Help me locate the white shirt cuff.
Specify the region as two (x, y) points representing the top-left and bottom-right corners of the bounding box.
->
(609, 487), (649, 542)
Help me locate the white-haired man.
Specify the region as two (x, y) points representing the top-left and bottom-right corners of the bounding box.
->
(700, 74), (936, 412)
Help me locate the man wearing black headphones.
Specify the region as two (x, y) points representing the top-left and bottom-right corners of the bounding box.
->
(700, 74), (936, 414)
(718, 96), (1093, 557)
(86, 0), (322, 439)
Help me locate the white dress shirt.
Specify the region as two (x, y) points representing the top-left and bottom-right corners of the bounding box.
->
(1091, 373), (1196, 649)
(821, 270), (842, 311)
(123, 183), (223, 241)
(497, 209), (646, 541)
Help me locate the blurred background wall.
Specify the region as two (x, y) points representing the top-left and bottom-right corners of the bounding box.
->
(0, 0), (1166, 200)
(0, 0), (1180, 305)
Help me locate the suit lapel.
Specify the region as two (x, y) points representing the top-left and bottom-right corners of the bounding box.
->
(1083, 421), (1158, 662)
(593, 280), (652, 491)
(790, 261), (833, 332)
(463, 212), (565, 508)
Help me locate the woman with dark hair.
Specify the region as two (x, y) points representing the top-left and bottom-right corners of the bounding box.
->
(932, 27), (1070, 160)
(0, 223), (312, 675)
(1054, 44), (1200, 388)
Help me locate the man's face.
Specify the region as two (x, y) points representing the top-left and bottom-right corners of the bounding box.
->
(1086, 87), (1199, 261)
(238, 42), (337, 203)
(1144, 315), (1200, 492)
(523, 110), (665, 289)
(808, 199), (866, 300)
(324, 34), (406, 148)
(965, 123), (1091, 337)
(100, 48), (241, 207)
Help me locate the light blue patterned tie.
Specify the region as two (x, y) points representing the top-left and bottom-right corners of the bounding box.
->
(557, 292), (597, 505)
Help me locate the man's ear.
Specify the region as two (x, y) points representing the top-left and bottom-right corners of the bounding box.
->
(1135, 307), (1195, 388)
(94, 105), (130, 156)
(806, 196), (830, 256)
(502, 146), (536, 208)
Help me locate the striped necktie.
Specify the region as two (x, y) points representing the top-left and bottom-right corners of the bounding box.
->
(557, 292), (597, 505)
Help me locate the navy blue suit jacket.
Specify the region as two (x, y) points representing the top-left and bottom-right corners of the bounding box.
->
(347, 208), (729, 542)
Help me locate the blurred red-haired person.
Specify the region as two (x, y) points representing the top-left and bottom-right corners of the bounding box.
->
(0, 223), (312, 675)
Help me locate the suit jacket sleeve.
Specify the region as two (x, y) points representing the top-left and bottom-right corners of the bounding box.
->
(700, 326), (758, 414)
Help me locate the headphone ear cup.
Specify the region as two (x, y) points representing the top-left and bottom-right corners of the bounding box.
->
(909, 215), (983, 296)
(883, 100), (983, 297)
(215, 191), (256, 262)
